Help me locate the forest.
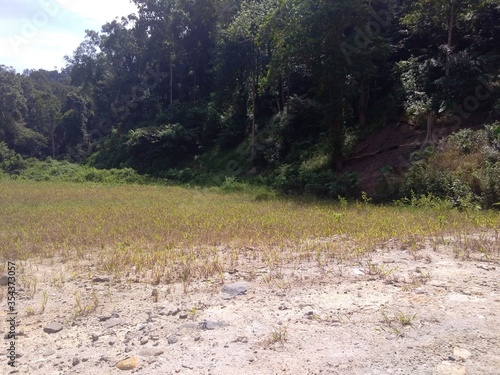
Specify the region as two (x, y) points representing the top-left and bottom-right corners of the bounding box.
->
(1, 0), (499, 207)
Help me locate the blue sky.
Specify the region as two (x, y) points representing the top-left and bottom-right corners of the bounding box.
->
(0, 0), (138, 73)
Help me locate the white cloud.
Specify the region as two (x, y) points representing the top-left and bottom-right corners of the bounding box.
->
(0, 0), (138, 72)
(60, 0), (138, 30)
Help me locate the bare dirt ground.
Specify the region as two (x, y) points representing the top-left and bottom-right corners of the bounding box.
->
(2, 241), (500, 375)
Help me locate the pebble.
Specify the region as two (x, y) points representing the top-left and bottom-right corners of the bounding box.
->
(0, 274), (8, 286)
(92, 276), (110, 283)
(103, 318), (124, 329)
(43, 322), (63, 334)
(72, 357), (80, 366)
(43, 349), (56, 357)
(139, 348), (165, 357)
(200, 320), (228, 330)
(116, 356), (138, 371)
(168, 335), (178, 345)
(222, 282), (248, 297)
(140, 336), (149, 345)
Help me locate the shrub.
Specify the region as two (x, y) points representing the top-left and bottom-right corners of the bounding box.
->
(400, 125), (500, 209)
(0, 142), (28, 174)
(271, 163), (359, 199)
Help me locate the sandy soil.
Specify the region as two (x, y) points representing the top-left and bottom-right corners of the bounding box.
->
(1, 241), (499, 375)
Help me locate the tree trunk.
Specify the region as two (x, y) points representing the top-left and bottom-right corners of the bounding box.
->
(359, 80), (369, 127)
(51, 125), (55, 159)
(169, 50), (173, 105)
(446, 1), (455, 77)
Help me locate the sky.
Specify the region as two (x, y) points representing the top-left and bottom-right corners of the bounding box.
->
(0, 0), (138, 73)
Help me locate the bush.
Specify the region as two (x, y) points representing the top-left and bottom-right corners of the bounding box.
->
(272, 163), (359, 199)
(400, 125), (500, 209)
(0, 142), (28, 174)
(14, 158), (147, 184)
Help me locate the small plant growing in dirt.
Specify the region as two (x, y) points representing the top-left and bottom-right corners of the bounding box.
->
(72, 290), (99, 319)
(366, 261), (398, 279)
(378, 310), (417, 337)
(40, 291), (48, 313)
(266, 325), (288, 347)
(397, 311), (417, 326)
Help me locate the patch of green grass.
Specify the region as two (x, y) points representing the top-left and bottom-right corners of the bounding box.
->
(0, 180), (498, 286)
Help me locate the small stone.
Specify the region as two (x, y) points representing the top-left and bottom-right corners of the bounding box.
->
(91, 333), (99, 342)
(43, 322), (63, 334)
(222, 282), (248, 296)
(168, 335), (178, 345)
(233, 336), (248, 343)
(43, 349), (56, 357)
(72, 357), (80, 367)
(103, 318), (124, 329)
(116, 356), (138, 371)
(179, 314), (188, 319)
(92, 276), (110, 283)
(140, 336), (149, 345)
(139, 348), (165, 357)
(0, 274), (8, 286)
(200, 320), (228, 330)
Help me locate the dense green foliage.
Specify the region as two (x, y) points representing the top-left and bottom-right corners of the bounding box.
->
(1, 0), (499, 203)
(376, 123), (500, 208)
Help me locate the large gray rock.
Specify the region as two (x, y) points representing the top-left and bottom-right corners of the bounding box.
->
(222, 282), (248, 296)
(200, 320), (228, 330)
(103, 318), (124, 329)
(44, 322), (63, 334)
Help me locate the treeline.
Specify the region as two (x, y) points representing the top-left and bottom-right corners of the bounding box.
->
(1, 0), (499, 197)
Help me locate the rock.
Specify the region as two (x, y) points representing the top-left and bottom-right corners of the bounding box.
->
(0, 274), (8, 286)
(43, 322), (63, 334)
(139, 348), (165, 357)
(103, 318), (124, 329)
(168, 335), (178, 345)
(233, 336), (248, 343)
(351, 268), (365, 276)
(92, 276), (110, 283)
(72, 357), (80, 366)
(453, 347), (472, 360)
(161, 307), (181, 316)
(222, 281), (248, 297)
(200, 320), (228, 330)
(140, 336), (149, 345)
(179, 314), (188, 319)
(42, 349), (56, 357)
(116, 356), (138, 371)
(91, 333), (99, 342)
